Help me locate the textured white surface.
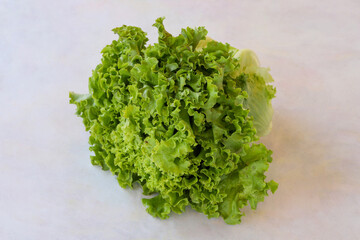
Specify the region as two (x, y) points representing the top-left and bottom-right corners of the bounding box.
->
(1, 0), (360, 239)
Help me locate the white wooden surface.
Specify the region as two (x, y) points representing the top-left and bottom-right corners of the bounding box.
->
(1, 0), (359, 239)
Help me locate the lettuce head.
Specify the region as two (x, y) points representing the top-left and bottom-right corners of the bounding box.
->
(70, 17), (278, 224)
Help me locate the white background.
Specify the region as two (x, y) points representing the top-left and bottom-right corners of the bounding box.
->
(1, 0), (359, 239)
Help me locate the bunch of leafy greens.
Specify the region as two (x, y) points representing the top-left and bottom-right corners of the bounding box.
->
(70, 18), (278, 224)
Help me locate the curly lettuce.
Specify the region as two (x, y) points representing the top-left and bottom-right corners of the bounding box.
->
(70, 17), (278, 224)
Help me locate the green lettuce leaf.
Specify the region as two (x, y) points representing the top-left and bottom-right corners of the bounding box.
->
(70, 17), (277, 224)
